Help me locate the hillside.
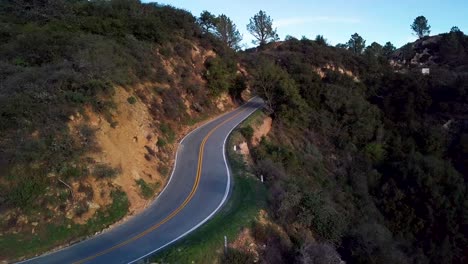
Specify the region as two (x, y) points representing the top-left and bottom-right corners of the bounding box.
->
(0, 0), (246, 261)
(392, 31), (468, 72)
(233, 36), (467, 263)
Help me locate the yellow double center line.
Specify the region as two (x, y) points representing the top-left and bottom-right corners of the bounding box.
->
(73, 104), (250, 264)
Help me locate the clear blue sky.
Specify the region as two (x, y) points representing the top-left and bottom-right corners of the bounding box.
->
(143, 0), (468, 48)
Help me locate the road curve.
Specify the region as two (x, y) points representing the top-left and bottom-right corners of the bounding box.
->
(18, 97), (264, 264)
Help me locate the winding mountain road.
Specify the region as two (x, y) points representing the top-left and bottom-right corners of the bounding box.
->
(19, 97), (264, 264)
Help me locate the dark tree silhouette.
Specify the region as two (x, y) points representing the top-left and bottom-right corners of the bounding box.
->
(247, 10), (278, 46)
(411, 16), (431, 38)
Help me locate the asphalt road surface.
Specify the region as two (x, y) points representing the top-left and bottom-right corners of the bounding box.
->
(18, 97), (264, 264)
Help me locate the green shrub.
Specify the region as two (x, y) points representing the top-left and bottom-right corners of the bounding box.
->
(88, 189), (129, 230)
(135, 179), (154, 199)
(174, 41), (192, 62)
(81, 79), (114, 96)
(93, 164), (120, 178)
(127, 96), (137, 104)
(159, 45), (173, 57)
(12, 57), (29, 67)
(110, 121), (119, 128)
(108, 189), (129, 219)
(306, 203), (344, 242)
(153, 86), (165, 94)
(160, 123), (176, 143)
(158, 165), (169, 177)
(240, 125), (254, 141)
(59, 164), (88, 179)
(64, 91), (87, 104)
(229, 75), (247, 100)
(161, 88), (187, 120)
(205, 57), (237, 96)
(7, 179), (45, 208)
(363, 143), (386, 164)
(156, 138), (167, 148)
(186, 84), (199, 95)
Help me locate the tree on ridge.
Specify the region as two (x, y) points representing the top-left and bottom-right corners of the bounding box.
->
(411, 16), (431, 38)
(247, 10), (279, 47)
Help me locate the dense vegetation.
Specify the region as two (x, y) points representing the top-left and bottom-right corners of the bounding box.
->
(243, 34), (467, 263)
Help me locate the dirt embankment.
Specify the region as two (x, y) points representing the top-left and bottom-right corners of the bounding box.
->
(313, 64), (359, 82)
(64, 43), (238, 225)
(68, 88), (162, 222)
(237, 115), (272, 163)
(252, 117), (272, 146)
(229, 115), (298, 262)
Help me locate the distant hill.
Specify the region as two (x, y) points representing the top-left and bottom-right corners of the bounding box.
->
(391, 31), (468, 72)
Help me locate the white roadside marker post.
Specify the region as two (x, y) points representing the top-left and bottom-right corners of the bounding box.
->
(260, 175), (264, 183)
(224, 235), (228, 254)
